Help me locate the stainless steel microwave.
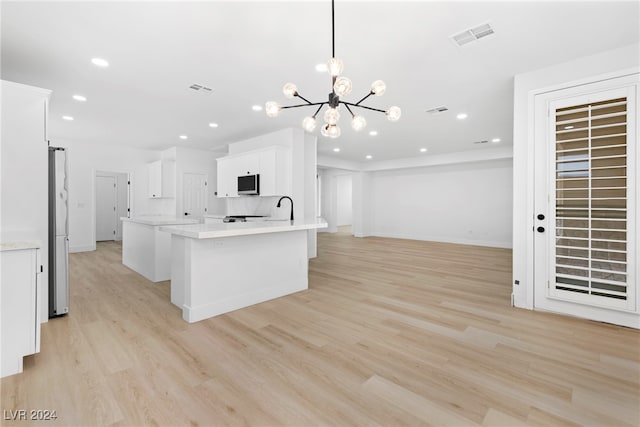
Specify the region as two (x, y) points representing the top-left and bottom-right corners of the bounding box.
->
(238, 174), (260, 195)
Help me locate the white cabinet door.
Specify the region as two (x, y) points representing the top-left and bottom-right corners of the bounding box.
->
(148, 160), (162, 198)
(217, 157), (238, 197)
(148, 160), (175, 198)
(237, 152), (259, 177)
(1, 248), (39, 378)
(259, 147), (291, 196)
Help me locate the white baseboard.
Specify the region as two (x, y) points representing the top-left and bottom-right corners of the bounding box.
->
(368, 231), (513, 249)
(69, 244), (95, 253)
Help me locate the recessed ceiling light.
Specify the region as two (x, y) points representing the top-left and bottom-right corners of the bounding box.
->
(72, 95), (87, 102)
(456, 113), (468, 120)
(315, 63), (328, 72)
(91, 57), (109, 67)
(420, 148), (428, 152)
(491, 138), (501, 143)
(369, 130), (378, 136)
(179, 135), (188, 140)
(252, 105), (263, 111)
(365, 155), (372, 159)
(62, 116), (74, 121)
(209, 123), (219, 128)
(333, 147), (340, 152)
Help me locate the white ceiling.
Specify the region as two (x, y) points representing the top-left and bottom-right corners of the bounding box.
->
(2, 1), (639, 163)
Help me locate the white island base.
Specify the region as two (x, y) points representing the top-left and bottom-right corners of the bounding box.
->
(163, 219), (326, 323)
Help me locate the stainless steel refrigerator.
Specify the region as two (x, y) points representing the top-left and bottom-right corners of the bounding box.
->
(48, 147), (69, 317)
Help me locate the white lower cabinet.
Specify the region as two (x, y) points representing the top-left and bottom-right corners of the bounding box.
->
(1, 246), (41, 378)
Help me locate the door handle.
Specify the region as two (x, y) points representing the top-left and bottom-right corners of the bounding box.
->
(537, 226), (545, 233)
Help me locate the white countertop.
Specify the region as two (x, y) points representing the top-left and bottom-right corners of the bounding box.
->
(122, 216), (201, 226)
(0, 240), (42, 252)
(0, 230), (42, 252)
(160, 218), (327, 239)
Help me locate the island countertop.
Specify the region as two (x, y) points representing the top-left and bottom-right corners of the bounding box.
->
(121, 216), (200, 226)
(160, 218), (327, 239)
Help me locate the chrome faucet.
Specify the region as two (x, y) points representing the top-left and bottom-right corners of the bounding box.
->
(276, 196), (294, 221)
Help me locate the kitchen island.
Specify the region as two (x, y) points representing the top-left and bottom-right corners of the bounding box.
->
(122, 216), (200, 282)
(160, 218), (327, 323)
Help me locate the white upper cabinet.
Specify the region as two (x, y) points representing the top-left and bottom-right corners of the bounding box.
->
(259, 146), (291, 197)
(148, 159), (175, 198)
(217, 146), (291, 198)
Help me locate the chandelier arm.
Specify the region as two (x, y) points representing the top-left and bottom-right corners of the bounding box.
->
(343, 103), (355, 117)
(313, 104), (325, 118)
(355, 92), (374, 106)
(295, 93), (314, 105)
(281, 102), (326, 110)
(342, 102), (387, 114)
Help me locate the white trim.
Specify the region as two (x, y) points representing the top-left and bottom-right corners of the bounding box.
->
(370, 231), (512, 249)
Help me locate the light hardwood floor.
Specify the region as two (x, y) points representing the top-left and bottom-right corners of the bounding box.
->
(1, 232), (639, 426)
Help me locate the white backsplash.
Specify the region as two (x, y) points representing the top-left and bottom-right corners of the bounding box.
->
(227, 196), (290, 219)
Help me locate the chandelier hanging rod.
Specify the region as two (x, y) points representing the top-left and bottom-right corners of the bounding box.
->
(264, 0), (401, 138)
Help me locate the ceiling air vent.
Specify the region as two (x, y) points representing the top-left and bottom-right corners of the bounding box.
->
(188, 84), (213, 93)
(451, 22), (495, 47)
(426, 106), (449, 115)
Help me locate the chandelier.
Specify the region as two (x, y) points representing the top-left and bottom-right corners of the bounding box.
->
(265, 0), (401, 138)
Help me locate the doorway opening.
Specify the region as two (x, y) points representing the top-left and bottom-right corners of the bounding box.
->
(95, 171), (130, 242)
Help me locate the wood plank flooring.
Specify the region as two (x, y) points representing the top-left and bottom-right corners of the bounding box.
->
(1, 231), (639, 426)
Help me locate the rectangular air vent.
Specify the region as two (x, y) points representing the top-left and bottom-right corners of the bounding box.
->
(451, 22), (495, 47)
(426, 106), (449, 114)
(189, 84), (213, 93)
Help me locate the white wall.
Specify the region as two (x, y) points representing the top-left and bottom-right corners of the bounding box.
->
(512, 43), (640, 309)
(367, 158), (513, 248)
(57, 140), (163, 252)
(336, 174), (353, 226)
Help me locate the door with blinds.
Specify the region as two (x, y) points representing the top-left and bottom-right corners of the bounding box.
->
(534, 78), (638, 325)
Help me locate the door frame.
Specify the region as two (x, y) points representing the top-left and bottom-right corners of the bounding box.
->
(531, 74), (639, 328)
(92, 169), (132, 250)
(95, 174), (117, 241)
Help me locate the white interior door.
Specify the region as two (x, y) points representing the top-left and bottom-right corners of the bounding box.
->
(183, 173), (207, 217)
(534, 76), (638, 327)
(96, 175), (117, 241)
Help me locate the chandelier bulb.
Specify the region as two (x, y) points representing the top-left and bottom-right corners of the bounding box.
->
(324, 107), (340, 125)
(302, 116), (317, 133)
(371, 80), (386, 96)
(265, 101), (281, 118)
(351, 115), (367, 131)
(327, 58), (344, 77)
(333, 76), (353, 97)
(282, 83), (298, 99)
(386, 106), (402, 122)
(321, 124), (341, 138)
